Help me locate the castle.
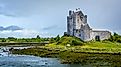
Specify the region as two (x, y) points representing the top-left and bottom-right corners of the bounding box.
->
(67, 8), (111, 41)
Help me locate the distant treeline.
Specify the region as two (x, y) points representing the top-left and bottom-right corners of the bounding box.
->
(0, 32), (121, 44)
(0, 35), (60, 43)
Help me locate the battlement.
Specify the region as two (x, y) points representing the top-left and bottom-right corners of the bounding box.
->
(68, 8), (84, 16)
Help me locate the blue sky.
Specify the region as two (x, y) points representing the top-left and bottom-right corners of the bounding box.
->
(0, 0), (121, 38)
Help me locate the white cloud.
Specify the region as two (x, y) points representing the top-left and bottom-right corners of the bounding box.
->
(0, 29), (40, 38)
(0, 29), (55, 38)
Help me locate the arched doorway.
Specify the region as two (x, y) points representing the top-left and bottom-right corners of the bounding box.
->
(95, 35), (100, 41)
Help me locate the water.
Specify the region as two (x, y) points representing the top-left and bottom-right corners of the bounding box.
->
(1, 47), (120, 67)
(0, 55), (84, 67)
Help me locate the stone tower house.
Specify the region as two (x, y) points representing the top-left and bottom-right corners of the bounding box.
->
(67, 8), (111, 41)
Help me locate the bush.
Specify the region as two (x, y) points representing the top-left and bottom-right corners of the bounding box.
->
(106, 32), (121, 43)
(72, 40), (83, 46)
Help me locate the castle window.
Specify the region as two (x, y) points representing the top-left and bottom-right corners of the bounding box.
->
(77, 19), (79, 23)
(80, 18), (82, 21)
(76, 29), (80, 33)
(76, 30), (78, 33)
(80, 16), (83, 21)
(79, 34), (81, 37)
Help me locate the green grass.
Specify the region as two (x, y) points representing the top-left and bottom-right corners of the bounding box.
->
(56, 36), (84, 46)
(11, 35), (121, 66)
(45, 43), (65, 49)
(43, 41), (121, 53)
(86, 41), (121, 48)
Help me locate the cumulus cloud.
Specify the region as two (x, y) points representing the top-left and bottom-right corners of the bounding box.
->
(0, 29), (55, 38)
(0, 25), (55, 38)
(0, 25), (23, 31)
(0, 29), (40, 38)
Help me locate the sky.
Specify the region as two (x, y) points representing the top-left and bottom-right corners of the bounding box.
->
(0, 0), (121, 38)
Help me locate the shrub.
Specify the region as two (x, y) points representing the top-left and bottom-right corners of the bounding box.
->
(106, 32), (121, 43)
(72, 40), (83, 46)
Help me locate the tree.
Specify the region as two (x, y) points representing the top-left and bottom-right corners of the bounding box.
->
(7, 37), (16, 41)
(36, 35), (40, 39)
(49, 37), (56, 43)
(114, 32), (118, 36)
(55, 35), (60, 42)
(107, 32), (121, 43)
(2, 39), (6, 42)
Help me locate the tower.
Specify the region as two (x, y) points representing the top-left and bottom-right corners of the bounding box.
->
(67, 8), (91, 41)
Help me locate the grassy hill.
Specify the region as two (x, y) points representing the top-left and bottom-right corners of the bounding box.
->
(56, 35), (84, 46)
(47, 33), (121, 53)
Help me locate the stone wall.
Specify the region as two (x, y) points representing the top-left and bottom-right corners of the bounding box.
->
(91, 30), (111, 40)
(67, 9), (111, 41)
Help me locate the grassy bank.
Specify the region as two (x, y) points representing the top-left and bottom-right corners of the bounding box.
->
(6, 34), (121, 66)
(12, 46), (121, 66)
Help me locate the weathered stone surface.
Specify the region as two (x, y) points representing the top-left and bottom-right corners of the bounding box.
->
(67, 9), (111, 41)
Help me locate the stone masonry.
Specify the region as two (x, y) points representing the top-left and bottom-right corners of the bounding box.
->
(67, 8), (111, 41)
